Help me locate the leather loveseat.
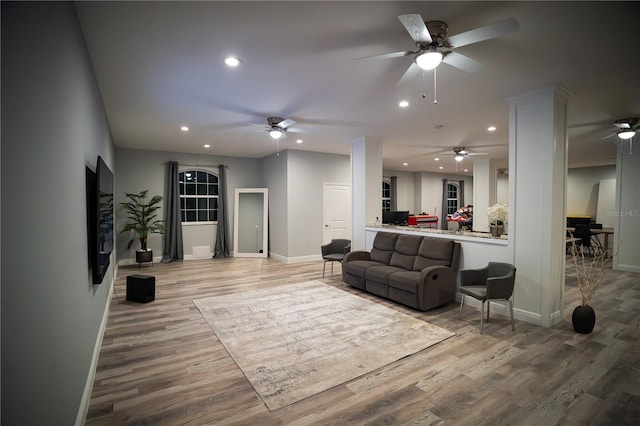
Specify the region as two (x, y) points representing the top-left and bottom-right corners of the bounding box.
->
(342, 232), (461, 311)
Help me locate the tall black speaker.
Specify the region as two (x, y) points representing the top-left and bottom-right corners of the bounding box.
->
(126, 274), (155, 303)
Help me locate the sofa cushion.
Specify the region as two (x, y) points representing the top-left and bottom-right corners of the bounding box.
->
(369, 232), (399, 264)
(345, 260), (385, 277)
(414, 237), (455, 271)
(389, 234), (422, 270)
(365, 265), (407, 284)
(388, 270), (421, 293)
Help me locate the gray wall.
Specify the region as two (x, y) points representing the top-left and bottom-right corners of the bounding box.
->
(567, 165), (616, 218)
(2, 3), (115, 424)
(115, 148), (263, 261)
(287, 150), (350, 258)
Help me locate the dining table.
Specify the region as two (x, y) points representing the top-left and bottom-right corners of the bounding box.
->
(567, 226), (614, 252)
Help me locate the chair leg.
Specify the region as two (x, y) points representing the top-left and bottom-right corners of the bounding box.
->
(487, 300), (490, 322)
(322, 261), (326, 278)
(458, 294), (465, 320)
(509, 299), (515, 331)
(480, 300), (485, 334)
(330, 261), (334, 275)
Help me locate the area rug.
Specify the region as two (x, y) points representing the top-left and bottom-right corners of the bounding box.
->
(193, 280), (454, 411)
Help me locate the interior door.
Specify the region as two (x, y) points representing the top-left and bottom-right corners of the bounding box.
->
(323, 183), (351, 244)
(233, 188), (268, 257)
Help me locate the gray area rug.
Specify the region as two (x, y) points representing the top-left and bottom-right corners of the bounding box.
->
(193, 280), (454, 411)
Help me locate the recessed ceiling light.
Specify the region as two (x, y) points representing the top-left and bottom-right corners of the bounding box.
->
(487, 126), (497, 132)
(180, 126), (189, 132)
(464, 169), (469, 172)
(398, 100), (409, 108)
(439, 166), (444, 170)
(434, 158), (440, 161)
(204, 144), (210, 148)
(296, 139), (303, 144)
(403, 162), (408, 166)
(224, 56), (242, 67)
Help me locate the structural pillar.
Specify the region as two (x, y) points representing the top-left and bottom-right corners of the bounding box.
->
(508, 85), (571, 327)
(472, 157), (497, 232)
(613, 138), (640, 272)
(351, 136), (382, 251)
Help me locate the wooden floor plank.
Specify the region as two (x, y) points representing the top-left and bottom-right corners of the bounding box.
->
(86, 256), (639, 425)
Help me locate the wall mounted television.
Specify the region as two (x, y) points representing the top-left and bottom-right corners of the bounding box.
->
(382, 210), (410, 225)
(93, 156), (114, 284)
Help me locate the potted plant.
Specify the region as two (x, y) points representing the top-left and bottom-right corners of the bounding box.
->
(568, 238), (615, 333)
(487, 203), (508, 236)
(119, 190), (166, 264)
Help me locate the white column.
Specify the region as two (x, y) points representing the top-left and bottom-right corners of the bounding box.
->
(351, 136), (382, 251)
(508, 85), (571, 327)
(613, 138), (640, 272)
(472, 158), (497, 232)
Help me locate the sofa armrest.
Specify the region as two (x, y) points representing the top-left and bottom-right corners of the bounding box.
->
(343, 251), (370, 263)
(417, 266), (458, 311)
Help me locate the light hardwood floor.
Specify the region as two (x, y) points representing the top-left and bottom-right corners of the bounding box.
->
(86, 256), (639, 425)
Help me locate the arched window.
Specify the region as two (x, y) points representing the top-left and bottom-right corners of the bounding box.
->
(446, 183), (459, 215)
(178, 169), (218, 223)
(382, 180), (391, 212)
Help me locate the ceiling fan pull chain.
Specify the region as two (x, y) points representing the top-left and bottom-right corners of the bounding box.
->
(433, 67), (438, 104)
(422, 70), (427, 99)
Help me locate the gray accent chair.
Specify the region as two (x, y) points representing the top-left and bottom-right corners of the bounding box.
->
(321, 239), (351, 278)
(458, 262), (516, 333)
(342, 232), (461, 311)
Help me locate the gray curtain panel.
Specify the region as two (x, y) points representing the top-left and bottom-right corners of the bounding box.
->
(441, 179), (448, 229)
(213, 164), (231, 258)
(390, 176), (398, 211)
(459, 180), (465, 207)
(161, 161), (184, 263)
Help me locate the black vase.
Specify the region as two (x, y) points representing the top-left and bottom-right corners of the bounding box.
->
(572, 305), (596, 334)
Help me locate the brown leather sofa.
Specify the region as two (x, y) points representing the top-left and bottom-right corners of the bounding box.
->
(342, 232), (461, 311)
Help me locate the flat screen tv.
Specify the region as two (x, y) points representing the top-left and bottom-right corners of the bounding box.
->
(94, 156), (114, 284)
(382, 210), (410, 225)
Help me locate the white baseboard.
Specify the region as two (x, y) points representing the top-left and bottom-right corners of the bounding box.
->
(269, 252), (322, 264)
(75, 265), (117, 426)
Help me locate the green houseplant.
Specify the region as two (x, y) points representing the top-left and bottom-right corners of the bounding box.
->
(119, 190), (166, 259)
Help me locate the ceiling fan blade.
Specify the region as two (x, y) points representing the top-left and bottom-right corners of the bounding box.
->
(286, 127), (309, 134)
(445, 18), (519, 48)
(355, 50), (413, 60)
(442, 51), (486, 73)
(397, 61), (421, 86)
(614, 122), (631, 129)
(398, 14), (432, 43)
(277, 119), (296, 129)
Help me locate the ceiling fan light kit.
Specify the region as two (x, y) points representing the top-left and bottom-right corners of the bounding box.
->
(416, 50), (443, 70)
(269, 128), (283, 139)
(617, 130), (635, 140)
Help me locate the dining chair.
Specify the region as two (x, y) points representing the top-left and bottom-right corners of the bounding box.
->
(572, 224), (599, 256)
(321, 239), (351, 278)
(458, 262), (516, 333)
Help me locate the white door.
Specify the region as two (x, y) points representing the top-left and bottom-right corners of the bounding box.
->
(323, 184), (351, 244)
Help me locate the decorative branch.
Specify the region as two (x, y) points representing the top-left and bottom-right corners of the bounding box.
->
(568, 234), (620, 306)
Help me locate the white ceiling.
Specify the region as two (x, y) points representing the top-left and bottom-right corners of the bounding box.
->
(75, 1), (640, 174)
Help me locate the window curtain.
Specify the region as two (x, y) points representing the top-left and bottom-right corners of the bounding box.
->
(459, 180), (465, 208)
(390, 176), (398, 211)
(441, 179), (449, 230)
(161, 161), (184, 263)
(213, 164), (230, 258)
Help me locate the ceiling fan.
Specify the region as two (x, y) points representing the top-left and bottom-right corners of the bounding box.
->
(440, 147), (488, 162)
(255, 117), (308, 140)
(359, 14), (519, 85)
(609, 117), (638, 140)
